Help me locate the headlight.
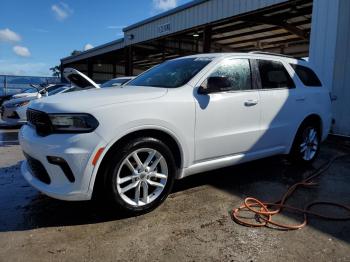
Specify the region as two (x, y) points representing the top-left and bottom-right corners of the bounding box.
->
(48, 114), (99, 133)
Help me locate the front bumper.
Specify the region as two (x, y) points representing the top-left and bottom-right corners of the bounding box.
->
(19, 124), (106, 201)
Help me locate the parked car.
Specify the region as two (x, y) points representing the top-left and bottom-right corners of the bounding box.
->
(19, 53), (331, 214)
(1, 86), (70, 125)
(0, 84), (66, 107)
(100, 76), (136, 88)
(11, 83), (67, 99)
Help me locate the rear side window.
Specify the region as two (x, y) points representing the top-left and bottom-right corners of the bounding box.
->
(257, 60), (295, 89)
(290, 64), (322, 87)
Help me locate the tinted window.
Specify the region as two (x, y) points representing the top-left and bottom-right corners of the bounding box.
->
(290, 64), (322, 86)
(127, 57), (213, 88)
(208, 59), (252, 91)
(257, 60), (295, 89)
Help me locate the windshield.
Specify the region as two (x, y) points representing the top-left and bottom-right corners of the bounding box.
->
(48, 86), (67, 95)
(23, 87), (37, 93)
(127, 57), (213, 88)
(101, 78), (131, 88)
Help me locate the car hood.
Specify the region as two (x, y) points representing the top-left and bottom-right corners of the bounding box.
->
(28, 85), (168, 113)
(63, 68), (100, 89)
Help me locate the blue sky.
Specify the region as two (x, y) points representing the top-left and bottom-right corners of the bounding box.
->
(0, 0), (191, 76)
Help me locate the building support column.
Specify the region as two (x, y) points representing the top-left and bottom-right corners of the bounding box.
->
(87, 60), (93, 79)
(59, 63), (64, 82)
(124, 46), (133, 76)
(202, 26), (212, 53)
(310, 0), (350, 135)
(113, 63), (117, 77)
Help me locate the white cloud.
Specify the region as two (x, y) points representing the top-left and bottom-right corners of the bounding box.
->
(107, 25), (125, 29)
(0, 28), (21, 43)
(51, 2), (73, 21)
(153, 0), (177, 11)
(13, 46), (31, 57)
(0, 61), (49, 76)
(84, 43), (94, 51)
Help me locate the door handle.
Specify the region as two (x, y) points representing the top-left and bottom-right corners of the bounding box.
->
(244, 99), (258, 106)
(296, 97), (305, 102)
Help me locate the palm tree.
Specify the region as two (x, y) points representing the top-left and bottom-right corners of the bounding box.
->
(50, 65), (61, 77)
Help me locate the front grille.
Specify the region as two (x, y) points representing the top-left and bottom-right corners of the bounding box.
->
(24, 152), (51, 184)
(27, 109), (52, 136)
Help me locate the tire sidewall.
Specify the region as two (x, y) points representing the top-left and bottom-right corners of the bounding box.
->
(105, 137), (176, 213)
(291, 121), (321, 164)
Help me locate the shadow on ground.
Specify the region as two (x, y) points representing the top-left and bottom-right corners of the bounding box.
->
(0, 141), (349, 244)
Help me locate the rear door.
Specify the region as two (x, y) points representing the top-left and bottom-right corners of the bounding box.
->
(194, 58), (262, 161)
(252, 59), (299, 151)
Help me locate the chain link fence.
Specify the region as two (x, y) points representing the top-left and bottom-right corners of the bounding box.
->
(0, 75), (61, 96)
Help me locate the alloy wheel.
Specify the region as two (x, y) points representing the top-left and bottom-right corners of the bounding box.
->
(116, 148), (168, 206)
(300, 127), (319, 161)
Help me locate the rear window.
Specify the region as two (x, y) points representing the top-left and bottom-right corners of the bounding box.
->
(290, 64), (322, 87)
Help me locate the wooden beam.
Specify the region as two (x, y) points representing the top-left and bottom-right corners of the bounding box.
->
(202, 26), (212, 53)
(212, 19), (311, 42)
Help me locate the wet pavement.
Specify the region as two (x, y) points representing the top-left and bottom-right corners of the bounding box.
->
(0, 127), (349, 261)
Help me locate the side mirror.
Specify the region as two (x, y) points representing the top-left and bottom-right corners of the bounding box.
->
(198, 76), (231, 95)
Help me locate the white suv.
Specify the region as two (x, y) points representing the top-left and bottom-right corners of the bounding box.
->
(19, 53), (332, 214)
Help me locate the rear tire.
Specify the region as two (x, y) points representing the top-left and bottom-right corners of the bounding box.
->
(103, 137), (176, 214)
(289, 121), (321, 164)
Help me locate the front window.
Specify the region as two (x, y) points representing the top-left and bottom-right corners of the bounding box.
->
(207, 59), (252, 91)
(127, 57), (213, 88)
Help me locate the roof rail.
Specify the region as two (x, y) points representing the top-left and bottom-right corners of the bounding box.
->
(248, 51), (305, 60)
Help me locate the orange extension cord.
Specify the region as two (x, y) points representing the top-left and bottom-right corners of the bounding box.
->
(231, 155), (350, 230)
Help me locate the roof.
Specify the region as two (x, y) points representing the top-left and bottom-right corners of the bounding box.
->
(61, 38), (125, 63)
(123, 0), (209, 32)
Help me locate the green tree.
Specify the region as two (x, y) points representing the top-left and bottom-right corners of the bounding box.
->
(50, 65), (61, 77)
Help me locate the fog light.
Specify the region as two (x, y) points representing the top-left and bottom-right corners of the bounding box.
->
(47, 156), (75, 182)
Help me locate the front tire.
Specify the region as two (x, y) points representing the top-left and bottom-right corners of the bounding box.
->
(104, 137), (176, 214)
(289, 121), (321, 164)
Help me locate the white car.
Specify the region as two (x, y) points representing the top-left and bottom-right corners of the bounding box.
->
(19, 53), (332, 214)
(1, 72), (99, 126)
(1, 85), (72, 125)
(11, 84), (66, 99)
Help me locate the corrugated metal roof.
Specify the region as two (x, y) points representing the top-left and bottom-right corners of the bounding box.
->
(123, 0), (209, 32)
(61, 38), (125, 64)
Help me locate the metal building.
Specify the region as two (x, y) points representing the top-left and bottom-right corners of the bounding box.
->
(60, 0), (350, 136)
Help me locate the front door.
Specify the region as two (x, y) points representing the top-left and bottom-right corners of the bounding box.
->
(194, 58), (261, 161)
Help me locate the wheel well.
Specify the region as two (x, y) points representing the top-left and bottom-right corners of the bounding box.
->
(302, 114), (323, 137)
(92, 129), (182, 197)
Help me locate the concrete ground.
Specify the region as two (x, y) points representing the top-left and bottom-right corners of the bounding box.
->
(0, 127), (349, 262)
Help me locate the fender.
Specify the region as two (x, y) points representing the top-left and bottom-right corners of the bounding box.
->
(86, 123), (189, 196)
